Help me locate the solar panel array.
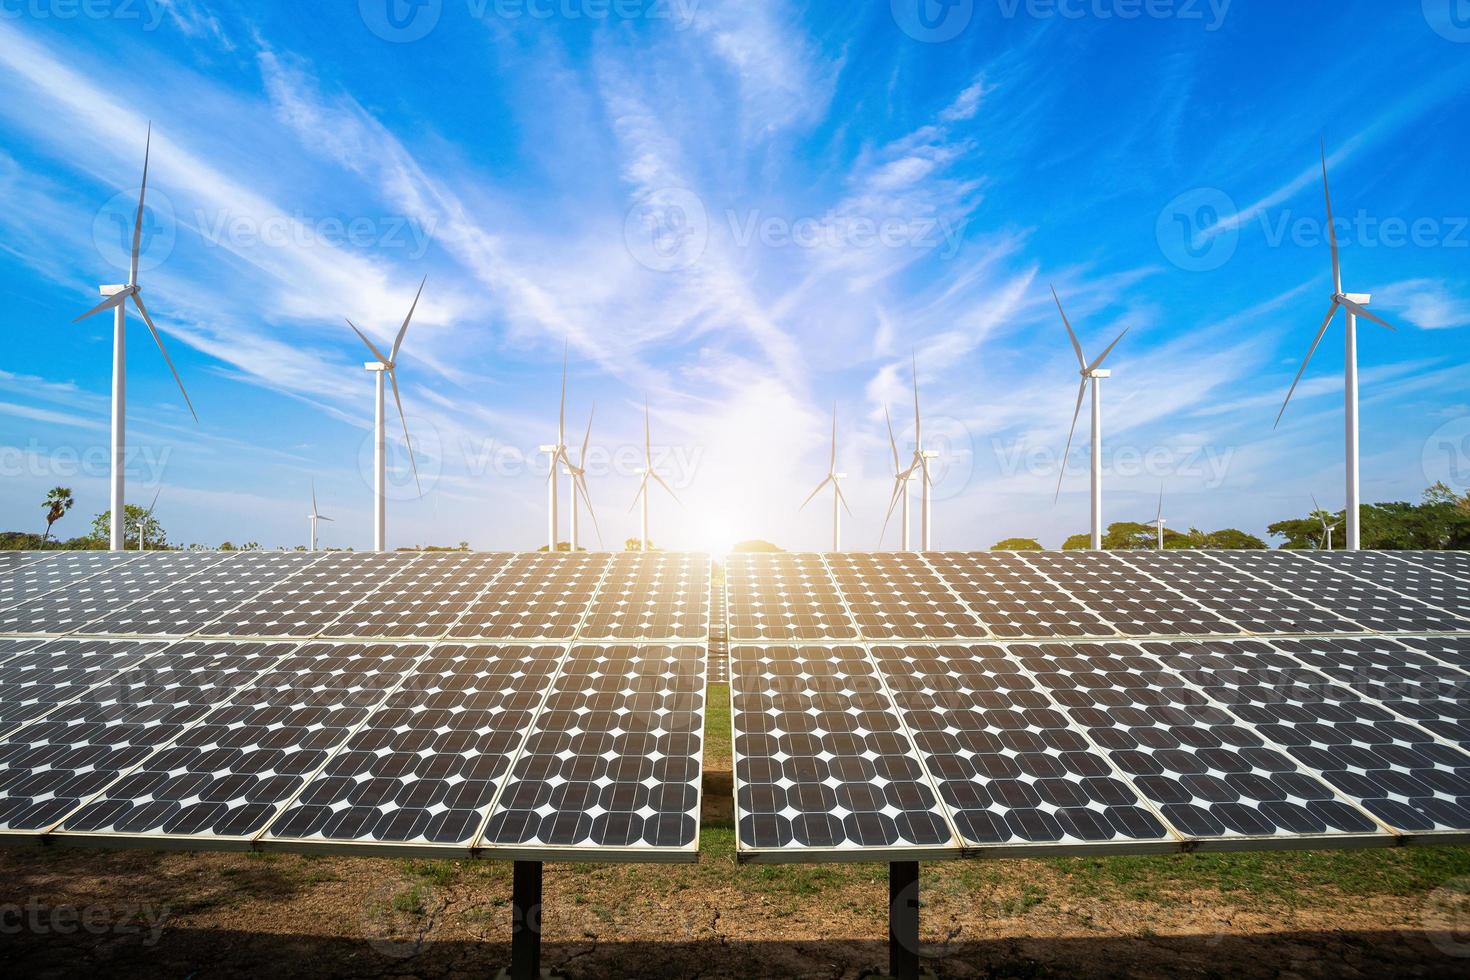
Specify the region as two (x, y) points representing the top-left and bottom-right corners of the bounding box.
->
(726, 550), (1470, 861)
(0, 550), (710, 861)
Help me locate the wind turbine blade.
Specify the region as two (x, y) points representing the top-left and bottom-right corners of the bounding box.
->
(1156, 485), (1164, 523)
(130, 122), (151, 286)
(347, 319), (390, 364)
(829, 404), (838, 472)
(878, 476), (906, 548)
(1086, 327), (1129, 373)
(388, 369), (421, 496)
(651, 470), (682, 506)
(73, 286), (134, 322)
(629, 473), (650, 512)
(575, 473), (602, 549)
(581, 403), (595, 460)
(1311, 493), (1328, 531)
(319, 516), (335, 523)
(1054, 379), (1087, 503)
(1274, 301), (1340, 429)
(1338, 297), (1398, 332)
(1321, 137), (1341, 287)
(390, 275), (426, 363)
(131, 293), (198, 423)
(911, 351), (922, 445)
(885, 406), (901, 473)
(800, 476), (832, 512)
(558, 340), (568, 440)
(145, 486), (161, 518)
(835, 481), (853, 517)
(312, 480), (319, 517)
(643, 397), (652, 465)
(1052, 284), (1086, 369)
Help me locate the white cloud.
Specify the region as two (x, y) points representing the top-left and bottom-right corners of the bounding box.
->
(1377, 279), (1470, 330)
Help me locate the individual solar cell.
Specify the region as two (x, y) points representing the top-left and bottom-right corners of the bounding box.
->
(579, 554), (711, 641)
(1279, 636), (1470, 753)
(724, 553), (855, 642)
(871, 644), (1170, 850)
(0, 551), (225, 634)
(1017, 552), (1240, 637)
(450, 553), (609, 640)
(481, 644), (705, 856)
(322, 553), (512, 639)
(924, 553), (1113, 638)
(827, 554), (986, 640)
(213, 552), (420, 638)
(1397, 551), (1470, 581)
(1208, 551), (1468, 633)
(729, 644), (958, 858)
(0, 552), (136, 612)
(1111, 551), (1364, 634)
(61, 642), (429, 842)
(268, 643), (561, 849)
(1295, 551), (1470, 628)
(1141, 638), (1470, 836)
(1018, 640), (1385, 842)
(78, 552), (325, 636)
(0, 640), (295, 833)
(0, 638), (170, 736)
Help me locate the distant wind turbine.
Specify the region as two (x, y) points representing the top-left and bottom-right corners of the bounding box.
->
(629, 398), (679, 551)
(308, 481), (334, 552)
(568, 406), (601, 551)
(539, 344), (578, 552)
(348, 275), (425, 552)
(880, 406), (916, 551)
(1051, 285), (1128, 551)
(73, 124), (197, 552)
(1311, 494), (1342, 551)
(138, 487), (161, 551)
(1275, 139), (1400, 552)
(908, 354), (938, 551)
(800, 405), (852, 552)
(1146, 486), (1166, 550)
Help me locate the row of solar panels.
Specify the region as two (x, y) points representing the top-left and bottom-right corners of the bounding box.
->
(0, 550), (711, 643)
(0, 635), (705, 860)
(724, 550), (1470, 641)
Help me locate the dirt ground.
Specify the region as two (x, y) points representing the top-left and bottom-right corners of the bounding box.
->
(3, 833), (1470, 979)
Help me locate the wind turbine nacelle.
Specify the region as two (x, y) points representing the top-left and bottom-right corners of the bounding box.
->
(364, 361), (389, 372)
(1088, 369), (1112, 379)
(100, 285), (129, 296)
(1344, 293), (1371, 305)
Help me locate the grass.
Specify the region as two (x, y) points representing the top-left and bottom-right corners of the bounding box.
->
(704, 682), (731, 771)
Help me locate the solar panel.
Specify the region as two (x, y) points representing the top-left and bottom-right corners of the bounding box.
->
(923, 553), (1114, 638)
(0, 639), (297, 836)
(0, 552), (52, 574)
(1017, 552), (1241, 637)
(579, 553), (711, 641)
(1295, 551), (1470, 627)
(0, 552), (227, 635)
(213, 552), (418, 638)
(0, 552), (137, 612)
(79, 551), (325, 636)
(724, 553), (856, 642)
(1110, 551), (1364, 634)
(827, 553), (986, 640)
(60, 641), (431, 844)
(322, 553), (512, 639)
(871, 643), (1172, 852)
(266, 642), (562, 852)
(1399, 551), (1470, 581)
(730, 643), (959, 860)
(479, 643), (705, 858)
(451, 553), (609, 640)
(1207, 551), (1468, 633)
(0, 638), (170, 737)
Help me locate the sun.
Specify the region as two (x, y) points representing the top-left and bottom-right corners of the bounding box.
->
(699, 520), (739, 557)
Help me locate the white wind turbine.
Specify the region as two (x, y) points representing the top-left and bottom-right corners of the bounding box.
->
(1311, 494), (1342, 551)
(1147, 486), (1167, 550)
(539, 345), (578, 552)
(308, 481), (334, 552)
(908, 355), (938, 551)
(567, 406), (601, 552)
(800, 405), (853, 552)
(880, 406), (916, 551)
(347, 276), (425, 552)
(138, 487), (161, 551)
(630, 399), (679, 552)
(1275, 140), (1400, 552)
(1052, 285), (1129, 551)
(73, 124), (197, 552)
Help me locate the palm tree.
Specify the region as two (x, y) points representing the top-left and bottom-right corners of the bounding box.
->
(41, 487), (74, 546)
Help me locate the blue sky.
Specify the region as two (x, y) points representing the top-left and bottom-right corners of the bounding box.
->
(1, 0), (1468, 552)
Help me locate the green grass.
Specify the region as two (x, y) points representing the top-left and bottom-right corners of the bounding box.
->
(704, 682), (731, 769)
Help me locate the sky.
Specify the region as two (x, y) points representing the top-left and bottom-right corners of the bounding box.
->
(1, 0), (1468, 553)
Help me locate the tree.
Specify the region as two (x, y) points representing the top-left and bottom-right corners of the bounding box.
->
(40, 487), (74, 545)
(625, 538), (658, 552)
(991, 538), (1043, 551)
(90, 506), (166, 549)
(1195, 528), (1267, 550)
(538, 542), (582, 553)
(732, 540), (784, 553)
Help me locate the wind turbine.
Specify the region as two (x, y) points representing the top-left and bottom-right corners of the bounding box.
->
(348, 275), (425, 552)
(73, 124), (197, 552)
(138, 487), (161, 551)
(880, 406), (916, 550)
(908, 354), (938, 551)
(801, 405), (852, 552)
(1275, 139), (1400, 552)
(1311, 494), (1342, 551)
(1146, 486), (1166, 550)
(538, 345), (578, 552)
(567, 406), (601, 552)
(1051, 285), (1129, 551)
(307, 481), (334, 552)
(629, 398), (679, 552)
